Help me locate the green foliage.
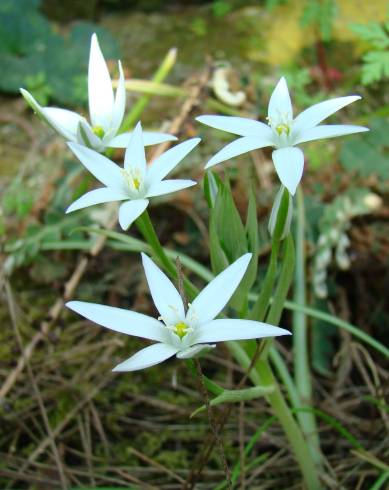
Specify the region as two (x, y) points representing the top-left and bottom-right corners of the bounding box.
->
(206, 173), (258, 313)
(265, 0), (288, 11)
(191, 385), (274, 418)
(340, 118), (388, 181)
(212, 0), (233, 17)
(300, 0), (337, 42)
(350, 19), (389, 85)
(0, 0), (119, 105)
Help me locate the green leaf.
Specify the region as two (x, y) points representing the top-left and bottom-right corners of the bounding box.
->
(350, 21), (389, 50)
(361, 50), (389, 84)
(0, 1), (119, 105)
(190, 385), (275, 418)
(203, 170), (222, 209)
(340, 118), (389, 180)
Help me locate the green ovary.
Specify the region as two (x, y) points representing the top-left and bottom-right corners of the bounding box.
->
(92, 125), (105, 138)
(174, 322), (189, 339)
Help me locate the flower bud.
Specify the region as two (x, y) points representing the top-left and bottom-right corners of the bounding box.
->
(268, 186), (293, 241)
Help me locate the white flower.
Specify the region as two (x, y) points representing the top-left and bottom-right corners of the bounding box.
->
(66, 121), (199, 230)
(67, 253), (290, 371)
(197, 77), (369, 195)
(20, 33), (175, 152)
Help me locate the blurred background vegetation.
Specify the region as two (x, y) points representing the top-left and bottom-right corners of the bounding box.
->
(0, 0), (388, 488)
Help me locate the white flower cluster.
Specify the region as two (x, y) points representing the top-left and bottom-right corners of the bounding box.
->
(21, 34), (368, 371)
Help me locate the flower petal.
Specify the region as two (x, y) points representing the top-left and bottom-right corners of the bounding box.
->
(272, 147), (304, 196)
(176, 344), (216, 359)
(293, 124), (369, 144)
(188, 253), (252, 325)
(67, 142), (124, 189)
(113, 343), (178, 372)
(196, 115), (272, 137)
(293, 96), (361, 133)
(205, 136), (272, 169)
(77, 120), (105, 152)
(268, 77), (293, 121)
(118, 199), (149, 230)
(141, 253), (185, 326)
(111, 60), (126, 134)
(88, 33), (114, 130)
(20, 88), (82, 141)
(146, 138), (201, 184)
(108, 131), (177, 148)
(66, 187), (128, 213)
(146, 179), (196, 198)
(124, 121), (146, 177)
(66, 301), (166, 342)
(42, 108), (83, 141)
(194, 319), (291, 343)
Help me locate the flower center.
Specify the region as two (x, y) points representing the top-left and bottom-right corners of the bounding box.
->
(267, 113), (293, 138)
(121, 168), (142, 192)
(174, 321), (189, 339)
(275, 122), (291, 136)
(92, 125), (105, 138)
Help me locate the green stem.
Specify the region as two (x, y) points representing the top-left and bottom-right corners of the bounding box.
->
(293, 188), (322, 466)
(257, 361), (322, 490)
(249, 186), (289, 321)
(135, 209), (198, 299)
(120, 48), (177, 133)
(228, 342), (322, 490)
(104, 48), (177, 159)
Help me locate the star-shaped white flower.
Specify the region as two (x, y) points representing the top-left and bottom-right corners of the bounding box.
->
(197, 77), (369, 195)
(66, 121), (199, 230)
(20, 33), (175, 152)
(67, 253), (290, 371)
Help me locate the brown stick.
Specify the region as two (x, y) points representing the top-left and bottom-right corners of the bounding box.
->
(194, 358), (232, 490)
(4, 280), (68, 489)
(0, 67), (211, 403)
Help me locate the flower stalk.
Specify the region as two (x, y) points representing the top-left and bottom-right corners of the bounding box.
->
(293, 188), (322, 466)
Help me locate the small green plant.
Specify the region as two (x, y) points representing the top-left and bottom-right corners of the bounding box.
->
(350, 18), (389, 85)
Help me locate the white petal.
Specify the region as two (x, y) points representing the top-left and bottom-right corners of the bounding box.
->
(141, 253), (185, 325)
(196, 115), (273, 137)
(67, 142), (124, 189)
(205, 136), (273, 169)
(146, 179), (196, 198)
(124, 121), (146, 177)
(77, 120), (105, 152)
(88, 33), (114, 130)
(113, 343), (178, 372)
(268, 77), (293, 121)
(42, 108), (83, 141)
(188, 253), (252, 325)
(118, 199), (149, 230)
(195, 319), (291, 343)
(176, 344), (216, 359)
(272, 147), (304, 196)
(108, 131), (177, 148)
(293, 96), (361, 133)
(146, 138), (201, 184)
(66, 187), (128, 213)
(111, 61), (126, 134)
(20, 88), (82, 141)
(66, 301), (166, 342)
(293, 124), (369, 144)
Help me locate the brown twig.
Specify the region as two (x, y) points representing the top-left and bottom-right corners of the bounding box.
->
(194, 358), (232, 490)
(3, 280), (68, 489)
